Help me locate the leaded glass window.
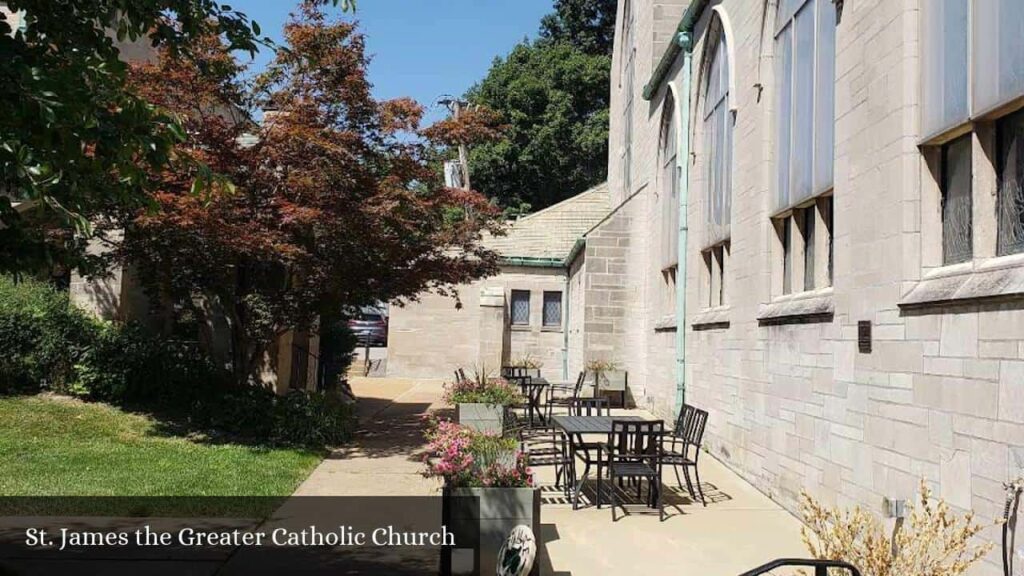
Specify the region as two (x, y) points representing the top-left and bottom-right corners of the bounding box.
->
(923, 0), (1024, 138)
(774, 0), (836, 213)
(661, 91), (679, 269)
(921, 0), (969, 139)
(803, 207), (816, 292)
(998, 109), (1024, 256)
(542, 291), (562, 327)
(941, 135), (973, 265)
(621, 1), (635, 197)
(972, 0), (1024, 118)
(782, 217), (793, 294)
(704, 20), (732, 248)
(511, 290), (530, 325)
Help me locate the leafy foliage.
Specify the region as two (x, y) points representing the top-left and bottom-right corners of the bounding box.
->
(0, 0), (355, 275)
(800, 481), (993, 576)
(539, 0), (617, 57)
(117, 4), (503, 383)
(422, 418), (532, 488)
(0, 275), (353, 447)
(0, 275), (94, 391)
(466, 34), (611, 213)
(458, 0), (616, 213)
(445, 368), (523, 406)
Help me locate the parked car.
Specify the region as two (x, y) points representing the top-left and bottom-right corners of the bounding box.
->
(347, 307), (388, 346)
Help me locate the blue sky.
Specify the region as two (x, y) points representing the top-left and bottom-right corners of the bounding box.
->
(230, 0), (552, 123)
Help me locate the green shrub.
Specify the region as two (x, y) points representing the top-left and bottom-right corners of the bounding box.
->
(0, 275), (355, 448)
(77, 323), (232, 410)
(272, 391), (355, 447)
(0, 276), (97, 392)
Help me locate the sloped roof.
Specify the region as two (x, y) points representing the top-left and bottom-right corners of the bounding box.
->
(483, 182), (609, 264)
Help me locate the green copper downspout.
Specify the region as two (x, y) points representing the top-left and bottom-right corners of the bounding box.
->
(643, 0), (707, 411)
(673, 36), (693, 413)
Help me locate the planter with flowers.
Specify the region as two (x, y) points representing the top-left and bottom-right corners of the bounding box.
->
(447, 369), (523, 434)
(585, 359), (628, 408)
(424, 420), (540, 576)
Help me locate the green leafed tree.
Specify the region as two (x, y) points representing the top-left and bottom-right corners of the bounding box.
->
(465, 0), (615, 214)
(539, 0), (616, 57)
(0, 0), (353, 276)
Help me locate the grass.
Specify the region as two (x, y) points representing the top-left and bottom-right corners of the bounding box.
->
(0, 395), (324, 498)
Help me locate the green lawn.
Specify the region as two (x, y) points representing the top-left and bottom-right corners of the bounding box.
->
(0, 395), (324, 497)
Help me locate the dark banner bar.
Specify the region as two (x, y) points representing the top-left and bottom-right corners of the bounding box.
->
(0, 496), (483, 575)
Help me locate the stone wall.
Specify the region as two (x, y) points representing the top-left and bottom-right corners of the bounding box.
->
(601, 0), (691, 417)
(387, 266), (569, 381)
(604, 0), (1024, 573)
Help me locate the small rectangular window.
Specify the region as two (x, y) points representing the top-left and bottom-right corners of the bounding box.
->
(803, 206), (816, 292)
(715, 245), (727, 306)
(663, 266), (677, 314)
(704, 245), (727, 308)
(510, 290), (530, 325)
(542, 291), (562, 327)
(703, 251), (714, 308)
(822, 196), (834, 286)
(997, 109), (1024, 256)
(941, 134), (973, 265)
(782, 217), (793, 294)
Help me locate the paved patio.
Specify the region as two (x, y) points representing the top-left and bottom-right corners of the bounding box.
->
(304, 377), (807, 575)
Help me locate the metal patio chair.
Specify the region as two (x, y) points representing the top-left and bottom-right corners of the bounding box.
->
(662, 403), (709, 506)
(545, 371), (586, 420)
(602, 419), (665, 521)
(564, 397), (609, 508)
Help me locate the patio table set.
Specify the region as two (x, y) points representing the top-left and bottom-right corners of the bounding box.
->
(501, 367), (709, 521)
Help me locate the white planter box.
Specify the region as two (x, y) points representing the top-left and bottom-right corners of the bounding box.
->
(442, 487), (541, 576)
(456, 403), (504, 434)
(594, 370), (627, 392)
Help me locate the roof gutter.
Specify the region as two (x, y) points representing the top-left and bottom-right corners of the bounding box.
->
(642, 0), (710, 101)
(565, 237), (587, 268)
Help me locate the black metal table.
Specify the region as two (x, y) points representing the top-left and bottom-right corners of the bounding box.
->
(551, 415), (646, 509)
(515, 377), (549, 427)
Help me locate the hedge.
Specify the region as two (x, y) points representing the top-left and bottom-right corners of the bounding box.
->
(0, 276), (354, 447)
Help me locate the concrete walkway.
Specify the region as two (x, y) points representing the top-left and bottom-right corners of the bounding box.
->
(292, 377), (445, 496)
(292, 378), (807, 575)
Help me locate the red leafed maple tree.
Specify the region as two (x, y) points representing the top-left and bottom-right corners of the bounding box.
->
(118, 3), (504, 383)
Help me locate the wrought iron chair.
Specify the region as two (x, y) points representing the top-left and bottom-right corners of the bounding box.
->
(661, 403), (709, 506)
(570, 397), (607, 417)
(517, 409), (571, 497)
(502, 366), (527, 379)
(601, 419), (665, 521)
(545, 371), (586, 420)
(563, 398), (609, 509)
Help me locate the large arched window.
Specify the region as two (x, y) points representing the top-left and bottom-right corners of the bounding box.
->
(660, 90), (679, 271)
(773, 0), (835, 295)
(704, 19), (732, 248)
(702, 17), (732, 308)
(658, 90), (679, 314)
(620, 0), (635, 197)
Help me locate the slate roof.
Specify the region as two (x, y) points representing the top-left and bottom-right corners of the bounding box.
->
(483, 182), (610, 264)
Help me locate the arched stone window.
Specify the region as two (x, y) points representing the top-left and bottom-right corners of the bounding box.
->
(620, 0), (635, 197)
(657, 89), (680, 314)
(701, 15), (733, 308)
(660, 90), (679, 271)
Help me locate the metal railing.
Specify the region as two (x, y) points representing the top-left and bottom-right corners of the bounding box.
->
(738, 559), (861, 576)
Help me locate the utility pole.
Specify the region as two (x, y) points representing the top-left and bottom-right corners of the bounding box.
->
(439, 96), (471, 191)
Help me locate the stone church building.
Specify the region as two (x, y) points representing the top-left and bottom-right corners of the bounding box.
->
(393, 1), (1024, 571)
(615, 0), (1024, 572)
